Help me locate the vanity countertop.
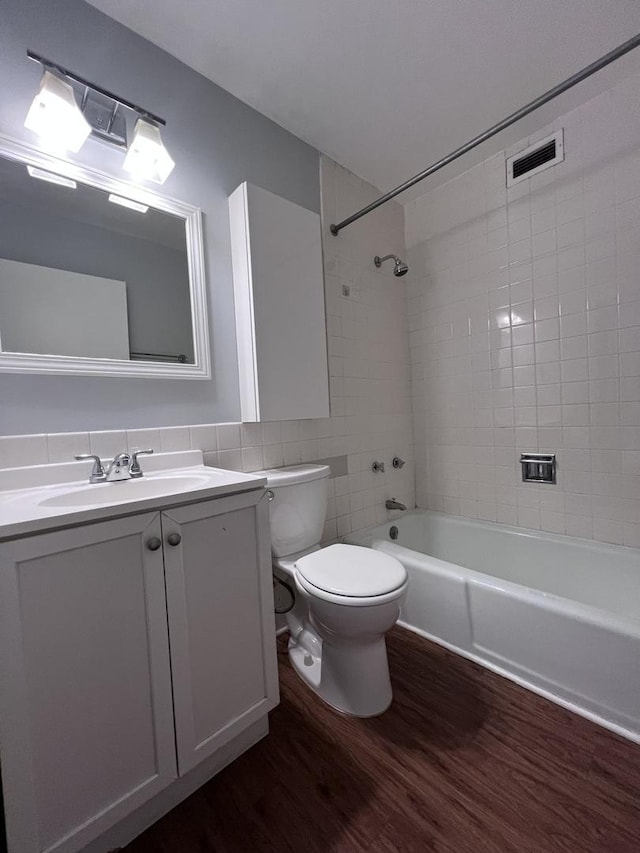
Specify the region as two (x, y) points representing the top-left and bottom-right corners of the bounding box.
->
(0, 451), (266, 540)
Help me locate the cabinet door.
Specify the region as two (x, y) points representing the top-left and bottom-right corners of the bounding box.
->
(229, 181), (330, 422)
(162, 490), (279, 775)
(0, 513), (177, 853)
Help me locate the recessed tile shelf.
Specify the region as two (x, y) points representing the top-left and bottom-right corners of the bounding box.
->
(520, 453), (557, 484)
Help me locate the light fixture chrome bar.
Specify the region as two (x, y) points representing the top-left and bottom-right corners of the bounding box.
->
(26, 50), (166, 126)
(329, 33), (640, 236)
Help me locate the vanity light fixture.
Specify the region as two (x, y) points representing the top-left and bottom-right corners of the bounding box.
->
(108, 194), (149, 213)
(24, 52), (173, 183)
(26, 165), (77, 189)
(123, 118), (175, 184)
(24, 70), (91, 154)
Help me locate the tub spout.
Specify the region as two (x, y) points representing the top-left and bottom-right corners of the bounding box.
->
(385, 498), (407, 511)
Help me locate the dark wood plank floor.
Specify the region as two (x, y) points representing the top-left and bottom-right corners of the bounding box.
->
(125, 627), (640, 852)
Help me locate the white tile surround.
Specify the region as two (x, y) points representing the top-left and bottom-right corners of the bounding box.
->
(405, 72), (640, 547)
(0, 157), (415, 543)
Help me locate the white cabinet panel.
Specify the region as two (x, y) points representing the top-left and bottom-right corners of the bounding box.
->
(229, 182), (330, 422)
(0, 513), (177, 853)
(163, 491), (278, 774)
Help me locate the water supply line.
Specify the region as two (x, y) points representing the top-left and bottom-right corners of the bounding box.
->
(329, 34), (640, 236)
(273, 575), (296, 614)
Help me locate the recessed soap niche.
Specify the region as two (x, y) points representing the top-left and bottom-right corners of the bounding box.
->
(520, 453), (556, 484)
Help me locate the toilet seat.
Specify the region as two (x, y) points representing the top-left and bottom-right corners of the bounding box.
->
(295, 544), (407, 606)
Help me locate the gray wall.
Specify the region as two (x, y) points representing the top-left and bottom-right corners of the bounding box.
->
(0, 200), (194, 362)
(0, 0), (320, 434)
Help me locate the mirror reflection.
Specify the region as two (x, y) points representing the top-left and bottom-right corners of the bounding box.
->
(0, 154), (194, 365)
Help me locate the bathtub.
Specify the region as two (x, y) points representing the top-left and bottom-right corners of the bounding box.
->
(347, 510), (640, 743)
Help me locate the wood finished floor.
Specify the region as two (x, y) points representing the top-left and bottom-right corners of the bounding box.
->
(125, 627), (640, 852)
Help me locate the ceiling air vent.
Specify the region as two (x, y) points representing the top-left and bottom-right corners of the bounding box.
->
(506, 130), (564, 187)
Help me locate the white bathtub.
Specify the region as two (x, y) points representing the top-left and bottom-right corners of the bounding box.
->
(347, 510), (640, 743)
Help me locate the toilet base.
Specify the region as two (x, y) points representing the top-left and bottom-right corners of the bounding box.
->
(288, 630), (393, 717)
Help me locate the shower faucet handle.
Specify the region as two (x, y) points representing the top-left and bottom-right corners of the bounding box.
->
(372, 460), (385, 473)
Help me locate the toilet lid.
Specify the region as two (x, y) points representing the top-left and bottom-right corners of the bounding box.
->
(295, 544), (407, 598)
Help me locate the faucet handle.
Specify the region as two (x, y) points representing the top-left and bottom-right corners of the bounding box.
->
(74, 453), (106, 484)
(130, 448), (154, 478)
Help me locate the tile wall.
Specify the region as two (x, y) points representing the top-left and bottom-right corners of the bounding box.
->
(0, 156), (414, 542)
(405, 72), (640, 546)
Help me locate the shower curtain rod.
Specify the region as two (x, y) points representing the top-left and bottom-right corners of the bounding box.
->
(329, 33), (640, 236)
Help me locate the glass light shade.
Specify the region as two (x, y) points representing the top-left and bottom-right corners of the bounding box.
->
(123, 118), (175, 184)
(24, 70), (91, 154)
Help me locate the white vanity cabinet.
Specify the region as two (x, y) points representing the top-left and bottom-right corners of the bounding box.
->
(0, 487), (278, 853)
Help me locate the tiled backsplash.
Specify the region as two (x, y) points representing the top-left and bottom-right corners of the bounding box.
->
(0, 156), (415, 542)
(0, 421), (346, 543)
(405, 71), (640, 547)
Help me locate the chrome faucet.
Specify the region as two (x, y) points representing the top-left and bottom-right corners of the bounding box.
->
(105, 452), (132, 482)
(385, 498), (407, 511)
(75, 448), (154, 484)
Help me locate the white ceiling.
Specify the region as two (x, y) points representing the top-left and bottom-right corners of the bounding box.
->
(86, 0), (640, 199)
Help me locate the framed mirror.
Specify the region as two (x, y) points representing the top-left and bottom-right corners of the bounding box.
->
(0, 134), (210, 379)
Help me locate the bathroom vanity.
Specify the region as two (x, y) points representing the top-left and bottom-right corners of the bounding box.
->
(0, 452), (278, 853)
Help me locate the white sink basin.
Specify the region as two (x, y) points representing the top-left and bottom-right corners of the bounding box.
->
(38, 472), (213, 508)
(0, 452), (266, 540)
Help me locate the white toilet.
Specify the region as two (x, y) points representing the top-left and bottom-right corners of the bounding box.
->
(260, 463), (408, 717)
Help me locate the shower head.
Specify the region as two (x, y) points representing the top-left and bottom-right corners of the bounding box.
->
(374, 254), (409, 277)
(394, 259), (409, 277)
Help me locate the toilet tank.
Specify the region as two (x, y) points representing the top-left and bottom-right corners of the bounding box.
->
(259, 464), (330, 557)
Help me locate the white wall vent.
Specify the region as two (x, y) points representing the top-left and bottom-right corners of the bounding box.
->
(506, 130), (564, 187)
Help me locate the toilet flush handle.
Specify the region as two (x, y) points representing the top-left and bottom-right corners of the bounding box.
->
(266, 489), (275, 501)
